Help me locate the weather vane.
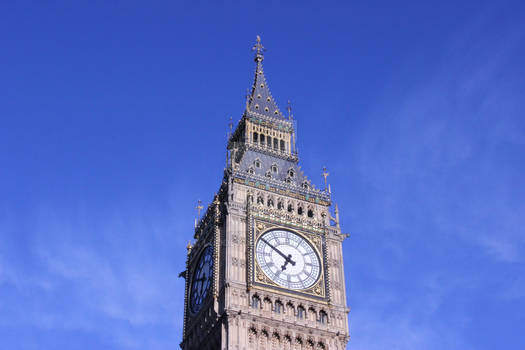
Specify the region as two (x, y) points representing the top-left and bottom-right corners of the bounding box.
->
(252, 35), (265, 60)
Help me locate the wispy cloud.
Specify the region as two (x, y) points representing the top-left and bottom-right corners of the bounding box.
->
(345, 4), (525, 349)
(0, 202), (187, 349)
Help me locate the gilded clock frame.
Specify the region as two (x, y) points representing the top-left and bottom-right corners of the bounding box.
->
(248, 215), (329, 302)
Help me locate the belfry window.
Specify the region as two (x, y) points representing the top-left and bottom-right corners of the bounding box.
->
(267, 136), (272, 148)
(273, 138), (278, 150)
(280, 140), (285, 152)
(253, 132), (259, 144)
(260, 134), (265, 146)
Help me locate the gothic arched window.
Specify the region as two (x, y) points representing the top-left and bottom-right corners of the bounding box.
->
(253, 132), (259, 144)
(287, 204), (293, 213)
(267, 136), (272, 148)
(251, 295), (260, 309)
(319, 310), (328, 324)
(271, 164), (278, 173)
(297, 206), (303, 215)
(280, 140), (285, 152)
(277, 201), (284, 210)
(273, 138), (278, 150)
(297, 306), (305, 319)
(307, 209), (314, 218)
(274, 300), (283, 314)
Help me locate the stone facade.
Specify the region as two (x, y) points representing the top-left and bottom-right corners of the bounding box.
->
(181, 37), (349, 350)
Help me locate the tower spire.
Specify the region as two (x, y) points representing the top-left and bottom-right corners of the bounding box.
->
(245, 36), (285, 120)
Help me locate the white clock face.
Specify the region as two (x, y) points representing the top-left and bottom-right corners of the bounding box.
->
(255, 229), (321, 290)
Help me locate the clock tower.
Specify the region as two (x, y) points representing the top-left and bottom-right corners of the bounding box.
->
(180, 37), (350, 350)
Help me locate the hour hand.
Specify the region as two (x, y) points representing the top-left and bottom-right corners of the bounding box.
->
(261, 238), (296, 269)
(281, 254), (296, 270)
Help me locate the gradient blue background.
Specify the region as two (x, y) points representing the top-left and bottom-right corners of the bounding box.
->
(1, 1), (524, 349)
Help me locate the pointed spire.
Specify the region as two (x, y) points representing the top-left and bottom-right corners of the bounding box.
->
(246, 36), (286, 121)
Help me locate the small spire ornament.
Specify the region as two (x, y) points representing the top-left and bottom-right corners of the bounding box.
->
(194, 200), (203, 228)
(322, 167), (330, 192)
(252, 35), (265, 61)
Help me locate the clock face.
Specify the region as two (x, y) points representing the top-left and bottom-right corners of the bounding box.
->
(190, 245), (213, 313)
(255, 229), (321, 290)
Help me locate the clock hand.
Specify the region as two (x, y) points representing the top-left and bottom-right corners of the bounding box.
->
(260, 238), (296, 270)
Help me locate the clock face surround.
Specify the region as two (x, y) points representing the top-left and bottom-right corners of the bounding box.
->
(255, 229), (321, 290)
(190, 245), (213, 313)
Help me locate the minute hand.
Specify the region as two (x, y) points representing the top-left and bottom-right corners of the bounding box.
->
(261, 238), (296, 269)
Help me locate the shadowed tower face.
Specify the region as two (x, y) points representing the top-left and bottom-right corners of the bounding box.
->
(181, 36), (350, 350)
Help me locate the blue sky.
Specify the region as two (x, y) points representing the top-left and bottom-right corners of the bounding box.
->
(1, 1), (524, 349)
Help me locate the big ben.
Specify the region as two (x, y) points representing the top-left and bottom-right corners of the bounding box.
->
(180, 37), (350, 350)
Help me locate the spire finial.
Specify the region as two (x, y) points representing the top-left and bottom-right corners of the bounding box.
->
(194, 200), (203, 228)
(287, 100), (292, 120)
(252, 35), (265, 62)
(322, 167), (330, 192)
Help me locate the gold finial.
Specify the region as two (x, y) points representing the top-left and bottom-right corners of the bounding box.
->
(196, 200), (203, 217)
(194, 200), (203, 228)
(186, 241), (193, 252)
(252, 35), (265, 61)
(322, 167), (330, 192)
